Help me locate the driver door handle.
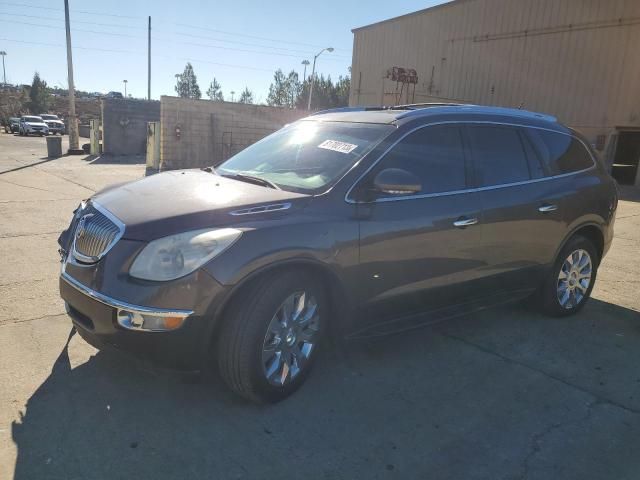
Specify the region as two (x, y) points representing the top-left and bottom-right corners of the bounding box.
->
(453, 217), (478, 228)
(538, 204), (558, 213)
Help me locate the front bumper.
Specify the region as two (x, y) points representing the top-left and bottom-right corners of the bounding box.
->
(59, 267), (224, 371)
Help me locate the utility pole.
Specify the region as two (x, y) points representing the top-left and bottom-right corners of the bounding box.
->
(64, 0), (82, 154)
(123, 79), (128, 98)
(230, 91), (235, 102)
(147, 16), (151, 100)
(301, 59), (309, 83)
(0, 51), (6, 85)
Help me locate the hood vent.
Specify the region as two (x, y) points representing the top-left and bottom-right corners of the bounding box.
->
(230, 203), (292, 216)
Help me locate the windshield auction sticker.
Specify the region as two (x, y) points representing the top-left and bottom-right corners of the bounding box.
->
(318, 139), (358, 154)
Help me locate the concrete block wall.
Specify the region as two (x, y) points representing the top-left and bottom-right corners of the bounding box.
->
(159, 96), (308, 170)
(102, 98), (160, 155)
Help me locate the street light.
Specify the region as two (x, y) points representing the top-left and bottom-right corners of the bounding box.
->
(301, 59), (310, 83)
(307, 47), (333, 111)
(230, 90), (235, 102)
(123, 79), (128, 98)
(0, 51), (6, 86)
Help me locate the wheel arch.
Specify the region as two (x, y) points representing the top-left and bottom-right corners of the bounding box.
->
(208, 258), (352, 348)
(555, 222), (605, 265)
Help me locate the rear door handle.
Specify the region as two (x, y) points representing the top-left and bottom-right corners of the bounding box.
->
(538, 204), (558, 213)
(453, 217), (478, 228)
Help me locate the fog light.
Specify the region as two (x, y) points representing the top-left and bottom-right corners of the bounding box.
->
(117, 309), (187, 331)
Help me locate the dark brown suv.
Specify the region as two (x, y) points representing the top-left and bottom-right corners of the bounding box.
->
(58, 104), (618, 403)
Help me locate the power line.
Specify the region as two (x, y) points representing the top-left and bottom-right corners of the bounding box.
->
(174, 22), (350, 52)
(0, 19), (351, 63)
(0, 12), (350, 56)
(163, 30), (351, 58)
(0, 2), (351, 52)
(0, 18), (144, 38)
(0, 1), (140, 19)
(0, 38), (279, 73)
(0, 12), (140, 29)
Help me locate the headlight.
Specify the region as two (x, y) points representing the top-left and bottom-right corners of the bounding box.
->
(129, 228), (242, 281)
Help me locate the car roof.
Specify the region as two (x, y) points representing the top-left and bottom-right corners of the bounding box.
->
(308, 104), (564, 131)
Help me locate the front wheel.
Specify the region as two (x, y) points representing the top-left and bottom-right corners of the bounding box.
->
(538, 235), (598, 316)
(218, 270), (326, 403)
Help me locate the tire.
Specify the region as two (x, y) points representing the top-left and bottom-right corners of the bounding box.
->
(538, 235), (599, 317)
(218, 270), (327, 403)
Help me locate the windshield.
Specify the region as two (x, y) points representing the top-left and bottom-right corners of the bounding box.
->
(217, 120), (394, 194)
(23, 116), (42, 123)
(41, 115), (58, 120)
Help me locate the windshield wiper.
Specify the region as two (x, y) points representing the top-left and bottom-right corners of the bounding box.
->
(211, 167), (280, 190)
(231, 172), (281, 190)
(220, 171), (280, 190)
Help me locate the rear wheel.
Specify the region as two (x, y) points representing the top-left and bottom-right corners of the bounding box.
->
(218, 270), (326, 403)
(538, 235), (598, 316)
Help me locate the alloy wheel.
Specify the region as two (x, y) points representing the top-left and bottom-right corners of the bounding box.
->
(262, 291), (320, 386)
(557, 249), (592, 309)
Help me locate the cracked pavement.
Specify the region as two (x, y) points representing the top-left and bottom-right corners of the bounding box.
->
(0, 131), (639, 480)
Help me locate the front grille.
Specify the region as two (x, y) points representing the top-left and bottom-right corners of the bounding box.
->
(72, 205), (122, 263)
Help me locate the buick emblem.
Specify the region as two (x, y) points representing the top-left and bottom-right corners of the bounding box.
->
(76, 214), (94, 239)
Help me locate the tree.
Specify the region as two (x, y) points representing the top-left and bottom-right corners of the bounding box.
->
(285, 70), (300, 108)
(29, 72), (50, 114)
(238, 87), (254, 104)
(266, 69), (288, 106)
(174, 63), (201, 99)
(206, 78), (223, 101)
(295, 69), (351, 110)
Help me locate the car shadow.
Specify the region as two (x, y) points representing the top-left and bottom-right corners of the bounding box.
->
(10, 298), (640, 479)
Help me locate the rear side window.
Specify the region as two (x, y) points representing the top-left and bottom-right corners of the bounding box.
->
(466, 125), (531, 187)
(525, 129), (594, 175)
(373, 125), (467, 195)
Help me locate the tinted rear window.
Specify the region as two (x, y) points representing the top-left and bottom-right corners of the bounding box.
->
(467, 125), (530, 187)
(526, 129), (594, 175)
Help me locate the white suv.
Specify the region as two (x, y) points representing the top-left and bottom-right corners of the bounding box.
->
(40, 114), (65, 135)
(19, 116), (49, 136)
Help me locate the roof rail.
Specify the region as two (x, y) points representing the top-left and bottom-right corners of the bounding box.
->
(310, 106), (389, 116)
(396, 104), (558, 123)
(391, 102), (466, 110)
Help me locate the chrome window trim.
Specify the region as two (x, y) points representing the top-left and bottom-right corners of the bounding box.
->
(344, 120), (596, 204)
(61, 270), (193, 318)
(72, 201), (125, 264)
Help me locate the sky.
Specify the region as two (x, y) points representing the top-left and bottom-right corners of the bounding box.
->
(0, 0), (448, 103)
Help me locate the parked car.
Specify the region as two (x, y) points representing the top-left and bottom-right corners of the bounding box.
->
(40, 114), (65, 135)
(19, 116), (49, 136)
(4, 117), (20, 133)
(57, 104), (618, 403)
(105, 91), (123, 99)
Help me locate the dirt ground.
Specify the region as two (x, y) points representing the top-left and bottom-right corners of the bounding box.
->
(0, 131), (639, 480)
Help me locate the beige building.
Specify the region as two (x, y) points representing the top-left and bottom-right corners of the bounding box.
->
(349, 0), (640, 186)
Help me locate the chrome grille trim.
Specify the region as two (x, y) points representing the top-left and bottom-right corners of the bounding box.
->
(72, 202), (124, 264)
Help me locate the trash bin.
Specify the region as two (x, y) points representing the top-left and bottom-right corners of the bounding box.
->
(46, 135), (62, 158)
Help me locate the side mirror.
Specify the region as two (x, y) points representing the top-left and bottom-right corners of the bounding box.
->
(373, 168), (422, 196)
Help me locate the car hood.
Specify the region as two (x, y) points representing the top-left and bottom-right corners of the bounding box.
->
(25, 122), (47, 127)
(93, 169), (310, 240)
(45, 120), (64, 124)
